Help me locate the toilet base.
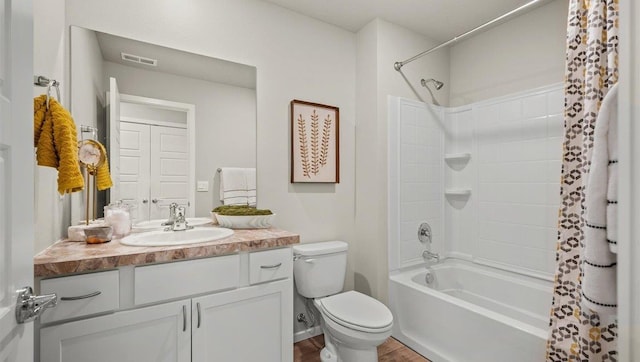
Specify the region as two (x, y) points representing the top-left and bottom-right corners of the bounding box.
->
(319, 347), (337, 362)
(320, 333), (379, 362)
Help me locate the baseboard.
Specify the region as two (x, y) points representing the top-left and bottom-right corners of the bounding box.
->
(293, 326), (323, 343)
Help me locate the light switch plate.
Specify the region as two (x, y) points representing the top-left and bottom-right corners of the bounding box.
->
(197, 181), (209, 192)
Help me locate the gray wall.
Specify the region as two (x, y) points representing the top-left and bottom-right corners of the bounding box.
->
(105, 61), (256, 217)
(449, 0), (569, 106)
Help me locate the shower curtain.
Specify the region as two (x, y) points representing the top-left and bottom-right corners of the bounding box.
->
(546, 0), (618, 361)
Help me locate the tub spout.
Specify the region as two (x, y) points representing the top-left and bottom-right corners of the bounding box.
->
(422, 250), (440, 263)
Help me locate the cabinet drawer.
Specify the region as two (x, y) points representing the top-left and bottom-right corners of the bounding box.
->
(40, 270), (119, 324)
(134, 254), (240, 305)
(249, 248), (292, 285)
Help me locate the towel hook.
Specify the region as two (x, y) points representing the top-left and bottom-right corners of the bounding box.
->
(46, 80), (61, 109)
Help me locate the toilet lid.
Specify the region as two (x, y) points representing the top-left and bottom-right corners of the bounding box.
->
(319, 291), (393, 331)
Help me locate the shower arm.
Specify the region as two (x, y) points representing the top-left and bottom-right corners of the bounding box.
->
(393, 0), (546, 71)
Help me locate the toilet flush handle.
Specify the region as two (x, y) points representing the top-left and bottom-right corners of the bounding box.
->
(293, 254), (315, 263)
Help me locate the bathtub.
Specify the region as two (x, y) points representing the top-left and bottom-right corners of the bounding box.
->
(389, 260), (553, 362)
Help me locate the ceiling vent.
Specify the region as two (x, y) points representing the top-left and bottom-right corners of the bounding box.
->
(121, 52), (158, 67)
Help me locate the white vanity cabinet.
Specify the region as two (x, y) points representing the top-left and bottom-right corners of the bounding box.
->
(37, 247), (293, 362)
(192, 279), (291, 362)
(40, 299), (192, 362)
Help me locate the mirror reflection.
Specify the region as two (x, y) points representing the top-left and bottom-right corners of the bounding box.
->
(69, 26), (257, 225)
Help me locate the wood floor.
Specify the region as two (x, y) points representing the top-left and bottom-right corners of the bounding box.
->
(294, 334), (431, 362)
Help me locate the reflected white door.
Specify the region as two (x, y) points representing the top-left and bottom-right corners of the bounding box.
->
(119, 122), (151, 223)
(0, 0), (34, 360)
(150, 126), (190, 219)
(118, 122), (190, 221)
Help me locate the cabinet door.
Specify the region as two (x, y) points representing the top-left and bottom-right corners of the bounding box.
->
(192, 279), (293, 362)
(40, 299), (191, 362)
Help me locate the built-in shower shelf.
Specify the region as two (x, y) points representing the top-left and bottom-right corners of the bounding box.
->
(444, 153), (471, 162)
(445, 189), (471, 197)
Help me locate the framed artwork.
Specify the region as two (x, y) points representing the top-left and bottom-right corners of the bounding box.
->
(291, 100), (339, 183)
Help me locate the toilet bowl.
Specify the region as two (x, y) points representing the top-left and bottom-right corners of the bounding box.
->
(293, 241), (394, 362)
(314, 291), (393, 361)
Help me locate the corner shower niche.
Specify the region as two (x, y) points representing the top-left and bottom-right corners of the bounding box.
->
(388, 83), (564, 278)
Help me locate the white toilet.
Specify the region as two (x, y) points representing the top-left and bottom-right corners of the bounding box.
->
(293, 241), (393, 362)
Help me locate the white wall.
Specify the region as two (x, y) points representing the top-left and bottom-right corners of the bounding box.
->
(33, 0), (69, 253)
(104, 61), (256, 217)
(449, 0), (568, 106)
(615, 1), (638, 357)
(64, 0), (357, 248)
(388, 98), (444, 270)
(470, 85), (563, 277)
(389, 85), (564, 280)
(355, 19), (449, 303)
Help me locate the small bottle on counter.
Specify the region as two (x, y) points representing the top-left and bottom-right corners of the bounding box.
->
(104, 201), (132, 237)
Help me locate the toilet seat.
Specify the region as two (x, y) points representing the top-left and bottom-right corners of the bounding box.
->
(317, 291), (393, 333)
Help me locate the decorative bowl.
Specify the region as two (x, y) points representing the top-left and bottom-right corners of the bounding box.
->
(84, 226), (113, 244)
(214, 213), (275, 229)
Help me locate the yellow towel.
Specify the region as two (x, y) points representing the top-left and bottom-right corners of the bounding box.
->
(95, 141), (113, 191)
(34, 95), (58, 168)
(33, 95), (47, 147)
(33, 96), (85, 194)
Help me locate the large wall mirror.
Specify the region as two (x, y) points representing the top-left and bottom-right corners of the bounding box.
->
(69, 26), (257, 225)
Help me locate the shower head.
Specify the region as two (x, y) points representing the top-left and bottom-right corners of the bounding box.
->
(421, 78), (444, 90)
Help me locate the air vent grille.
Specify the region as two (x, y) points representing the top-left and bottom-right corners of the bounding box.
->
(121, 52), (158, 66)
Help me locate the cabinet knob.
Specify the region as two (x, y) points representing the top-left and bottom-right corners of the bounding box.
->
(142, 199), (149, 204)
(152, 199), (159, 204)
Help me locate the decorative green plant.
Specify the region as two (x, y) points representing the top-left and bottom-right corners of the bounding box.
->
(212, 205), (273, 216)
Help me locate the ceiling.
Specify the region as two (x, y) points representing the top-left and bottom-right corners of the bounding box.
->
(261, 0), (553, 42)
(95, 31), (256, 89)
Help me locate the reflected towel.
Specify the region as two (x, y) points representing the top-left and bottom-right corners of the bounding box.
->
(219, 167), (256, 205)
(95, 141), (113, 191)
(34, 96), (84, 194)
(582, 83), (618, 315)
(247, 168), (257, 207)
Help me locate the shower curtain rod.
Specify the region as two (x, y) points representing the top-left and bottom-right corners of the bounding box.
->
(393, 0), (546, 71)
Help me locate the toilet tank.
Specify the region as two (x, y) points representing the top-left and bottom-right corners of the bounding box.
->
(293, 241), (348, 298)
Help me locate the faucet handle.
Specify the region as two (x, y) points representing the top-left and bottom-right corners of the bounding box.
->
(176, 206), (186, 219)
(418, 222), (432, 244)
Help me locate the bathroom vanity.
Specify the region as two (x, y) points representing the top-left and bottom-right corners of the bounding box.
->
(33, 228), (298, 362)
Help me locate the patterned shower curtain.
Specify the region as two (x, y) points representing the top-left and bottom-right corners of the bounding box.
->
(546, 0), (618, 361)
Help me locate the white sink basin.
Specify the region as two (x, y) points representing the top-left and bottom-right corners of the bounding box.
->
(133, 217), (212, 231)
(120, 227), (234, 247)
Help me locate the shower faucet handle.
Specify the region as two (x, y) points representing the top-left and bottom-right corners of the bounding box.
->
(418, 222), (432, 244)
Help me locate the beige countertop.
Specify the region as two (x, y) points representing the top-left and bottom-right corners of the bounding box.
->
(34, 227), (300, 278)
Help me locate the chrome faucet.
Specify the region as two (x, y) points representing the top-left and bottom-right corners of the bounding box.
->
(168, 206), (192, 231)
(161, 203), (179, 226)
(422, 249), (440, 265)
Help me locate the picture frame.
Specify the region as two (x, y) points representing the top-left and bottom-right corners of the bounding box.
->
(290, 100), (340, 183)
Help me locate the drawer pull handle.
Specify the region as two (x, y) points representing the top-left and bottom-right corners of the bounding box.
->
(60, 291), (101, 301)
(260, 263), (282, 269)
(197, 302), (202, 328)
(182, 305), (187, 332)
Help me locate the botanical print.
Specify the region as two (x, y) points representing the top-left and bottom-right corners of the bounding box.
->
(291, 100), (339, 183)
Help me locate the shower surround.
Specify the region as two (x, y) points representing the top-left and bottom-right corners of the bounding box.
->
(387, 84), (563, 361)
